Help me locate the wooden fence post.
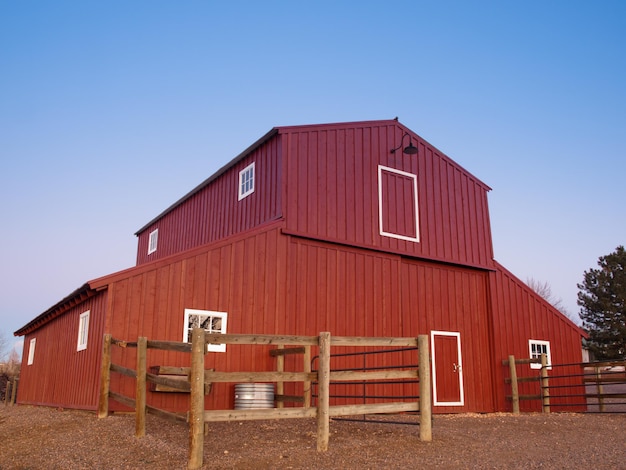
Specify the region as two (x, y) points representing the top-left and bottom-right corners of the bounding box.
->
(4, 379), (10, 406)
(10, 378), (18, 405)
(136, 337), (147, 437)
(540, 353), (550, 413)
(317, 332), (331, 452)
(276, 345), (285, 409)
(303, 345), (312, 408)
(98, 334), (112, 418)
(594, 366), (605, 412)
(188, 328), (205, 470)
(418, 335), (432, 442)
(508, 355), (520, 414)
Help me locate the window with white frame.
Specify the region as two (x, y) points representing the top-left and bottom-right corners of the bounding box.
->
(148, 229), (159, 255)
(183, 308), (228, 352)
(77, 310), (90, 351)
(27, 338), (36, 365)
(378, 165), (420, 243)
(238, 162), (255, 200)
(529, 339), (552, 370)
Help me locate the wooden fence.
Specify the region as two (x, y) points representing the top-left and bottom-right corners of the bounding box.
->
(99, 329), (432, 470)
(503, 355), (626, 413)
(3, 376), (18, 406)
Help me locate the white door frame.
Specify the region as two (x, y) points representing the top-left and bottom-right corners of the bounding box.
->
(430, 330), (465, 406)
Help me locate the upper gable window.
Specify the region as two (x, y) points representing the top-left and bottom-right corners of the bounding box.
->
(378, 165), (420, 243)
(238, 162), (255, 200)
(148, 229), (158, 255)
(77, 310), (90, 351)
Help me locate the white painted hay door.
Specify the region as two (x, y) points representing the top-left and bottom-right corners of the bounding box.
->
(430, 331), (465, 406)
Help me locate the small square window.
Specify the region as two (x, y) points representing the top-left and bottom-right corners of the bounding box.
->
(27, 338), (36, 365)
(529, 339), (552, 370)
(183, 308), (228, 352)
(77, 310), (90, 351)
(148, 229), (158, 255)
(238, 163), (255, 200)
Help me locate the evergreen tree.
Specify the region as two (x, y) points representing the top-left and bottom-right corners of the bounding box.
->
(577, 246), (626, 360)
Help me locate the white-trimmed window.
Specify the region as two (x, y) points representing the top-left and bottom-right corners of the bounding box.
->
(378, 165), (420, 243)
(148, 229), (159, 255)
(529, 339), (552, 370)
(27, 338), (36, 365)
(238, 162), (255, 200)
(183, 308), (228, 352)
(77, 310), (90, 351)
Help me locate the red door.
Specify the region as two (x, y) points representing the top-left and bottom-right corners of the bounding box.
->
(431, 331), (464, 406)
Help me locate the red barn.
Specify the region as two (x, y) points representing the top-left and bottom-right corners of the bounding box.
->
(14, 120), (584, 414)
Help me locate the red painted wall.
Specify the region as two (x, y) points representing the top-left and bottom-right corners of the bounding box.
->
(135, 133), (282, 265)
(489, 262), (584, 412)
(17, 292), (107, 410)
(136, 121), (494, 271)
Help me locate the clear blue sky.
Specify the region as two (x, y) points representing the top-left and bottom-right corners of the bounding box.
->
(1, 1), (625, 356)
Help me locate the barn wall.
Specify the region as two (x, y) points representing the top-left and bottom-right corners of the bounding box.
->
(282, 122), (494, 270)
(106, 225), (499, 413)
(17, 291), (107, 409)
(489, 262), (584, 412)
(135, 135), (282, 265)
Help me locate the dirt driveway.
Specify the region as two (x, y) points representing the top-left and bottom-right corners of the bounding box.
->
(1, 406), (625, 469)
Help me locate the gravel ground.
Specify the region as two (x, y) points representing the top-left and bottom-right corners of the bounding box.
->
(1, 405), (625, 469)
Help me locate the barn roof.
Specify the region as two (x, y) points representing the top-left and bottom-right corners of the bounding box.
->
(13, 283), (103, 337)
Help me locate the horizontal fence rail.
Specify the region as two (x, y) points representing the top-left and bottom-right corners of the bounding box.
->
(99, 331), (432, 470)
(503, 355), (626, 414)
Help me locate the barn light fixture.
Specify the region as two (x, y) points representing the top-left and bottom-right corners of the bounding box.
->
(390, 132), (419, 155)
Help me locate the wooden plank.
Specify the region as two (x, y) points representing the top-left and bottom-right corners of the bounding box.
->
(205, 333), (318, 346)
(146, 339), (193, 353)
(110, 363), (137, 379)
(317, 332), (331, 452)
(418, 334), (432, 442)
(205, 371), (316, 383)
(147, 373), (191, 392)
(204, 406), (317, 422)
(188, 328), (205, 470)
(97, 334), (112, 418)
(145, 404), (188, 423)
(136, 337), (147, 438)
(156, 366), (191, 375)
(109, 391), (135, 408)
(330, 369), (417, 382)
(275, 395), (305, 403)
(330, 336), (418, 347)
(276, 345), (284, 409)
(269, 347), (306, 357)
(303, 345), (312, 408)
(329, 401), (419, 417)
(508, 354), (519, 415)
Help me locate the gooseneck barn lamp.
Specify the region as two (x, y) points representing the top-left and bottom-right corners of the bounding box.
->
(390, 132), (419, 155)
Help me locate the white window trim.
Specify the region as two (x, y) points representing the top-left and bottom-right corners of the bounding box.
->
(27, 338), (36, 365)
(377, 165), (420, 243)
(77, 310), (90, 351)
(238, 162), (255, 200)
(183, 308), (228, 352)
(148, 228), (159, 255)
(529, 339), (552, 370)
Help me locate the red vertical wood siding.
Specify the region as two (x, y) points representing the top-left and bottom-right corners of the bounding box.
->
(99, 225), (495, 413)
(489, 261), (584, 412)
(282, 121), (494, 269)
(17, 292), (107, 409)
(135, 136), (282, 265)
